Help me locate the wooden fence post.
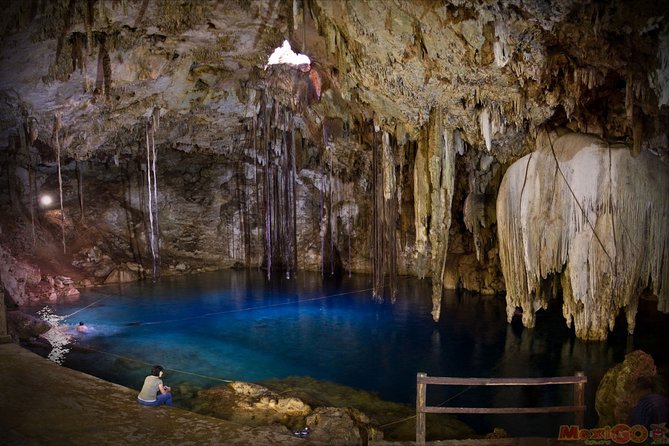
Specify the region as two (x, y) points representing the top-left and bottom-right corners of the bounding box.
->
(416, 372), (426, 446)
(574, 371), (585, 426)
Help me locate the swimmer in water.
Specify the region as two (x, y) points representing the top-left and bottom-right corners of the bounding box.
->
(76, 321), (89, 333)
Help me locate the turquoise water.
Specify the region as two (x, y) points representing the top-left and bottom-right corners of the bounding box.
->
(24, 269), (668, 437)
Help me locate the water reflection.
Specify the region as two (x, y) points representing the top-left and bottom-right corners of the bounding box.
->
(23, 270), (668, 437)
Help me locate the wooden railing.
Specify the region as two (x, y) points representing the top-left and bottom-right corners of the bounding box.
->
(415, 371), (587, 445)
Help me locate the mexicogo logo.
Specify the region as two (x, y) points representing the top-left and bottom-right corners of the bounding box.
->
(558, 423), (669, 444)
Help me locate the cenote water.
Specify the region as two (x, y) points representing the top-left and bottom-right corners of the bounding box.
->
(23, 269), (669, 439)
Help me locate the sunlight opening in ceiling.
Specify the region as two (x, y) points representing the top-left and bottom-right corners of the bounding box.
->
(265, 40), (311, 70)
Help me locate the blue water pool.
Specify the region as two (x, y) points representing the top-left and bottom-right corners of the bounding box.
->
(24, 269), (669, 437)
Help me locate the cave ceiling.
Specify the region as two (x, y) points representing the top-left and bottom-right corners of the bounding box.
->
(1, 0), (667, 164)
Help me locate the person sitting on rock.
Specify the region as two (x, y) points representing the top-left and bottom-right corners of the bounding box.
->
(629, 376), (669, 429)
(137, 365), (173, 406)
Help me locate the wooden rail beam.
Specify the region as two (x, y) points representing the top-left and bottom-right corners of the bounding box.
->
(415, 371), (587, 446)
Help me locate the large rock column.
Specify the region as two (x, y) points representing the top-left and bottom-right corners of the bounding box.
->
(497, 131), (669, 340)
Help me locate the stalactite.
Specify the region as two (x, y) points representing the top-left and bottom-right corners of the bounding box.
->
(252, 92), (301, 278)
(427, 109), (456, 322)
(290, 115), (298, 274)
(273, 164), (282, 274)
(53, 114), (66, 255)
(76, 161), (84, 222)
(23, 120), (37, 247)
(29, 149), (36, 247)
(143, 115), (161, 281)
(329, 133), (334, 276)
(237, 157), (251, 268)
(370, 123), (398, 300)
(371, 123), (380, 300)
(382, 131), (398, 301)
(98, 0), (106, 22)
(253, 109), (262, 270)
(320, 123), (326, 277)
(281, 111), (291, 278)
(264, 100), (272, 280)
(346, 123), (352, 278)
(479, 107), (492, 151)
(55, 0), (76, 62)
(493, 21), (511, 68)
(347, 221), (352, 278)
(234, 161), (242, 263)
(102, 40), (111, 101)
(625, 77), (634, 124)
(135, 0), (150, 28)
(71, 33), (84, 73)
(145, 121), (156, 280)
(413, 130), (430, 278)
(151, 111), (161, 274)
(95, 39), (105, 98)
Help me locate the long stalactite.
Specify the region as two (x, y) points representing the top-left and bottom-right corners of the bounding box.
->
(427, 108), (456, 322)
(52, 113), (67, 255)
(144, 113), (161, 281)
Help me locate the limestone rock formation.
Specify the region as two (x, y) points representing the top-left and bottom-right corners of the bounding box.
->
(595, 350), (659, 426)
(0, 246), (42, 306)
(196, 381), (312, 431)
(0, 1), (668, 339)
(193, 380), (381, 443)
(497, 132), (669, 340)
(305, 406), (375, 445)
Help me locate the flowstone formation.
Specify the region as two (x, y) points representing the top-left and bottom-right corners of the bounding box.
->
(497, 131), (669, 340)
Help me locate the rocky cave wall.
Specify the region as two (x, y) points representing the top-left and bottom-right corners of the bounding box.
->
(1, 0), (668, 339)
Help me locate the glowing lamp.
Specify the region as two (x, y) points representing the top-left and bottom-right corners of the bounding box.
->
(40, 195), (53, 206)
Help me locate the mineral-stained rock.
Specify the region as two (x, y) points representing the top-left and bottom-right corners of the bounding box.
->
(595, 350), (658, 426)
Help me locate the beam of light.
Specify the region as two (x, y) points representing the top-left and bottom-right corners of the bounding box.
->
(40, 194), (53, 206)
(265, 40), (311, 69)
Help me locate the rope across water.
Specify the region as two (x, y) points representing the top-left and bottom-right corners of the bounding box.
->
(47, 281), (513, 432)
(137, 287), (376, 326)
(55, 285), (378, 385)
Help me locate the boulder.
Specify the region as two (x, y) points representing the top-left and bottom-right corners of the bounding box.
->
(104, 265), (140, 284)
(305, 406), (374, 445)
(0, 246), (42, 306)
(196, 381), (311, 431)
(595, 350), (658, 426)
(7, 310), (51, 341)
